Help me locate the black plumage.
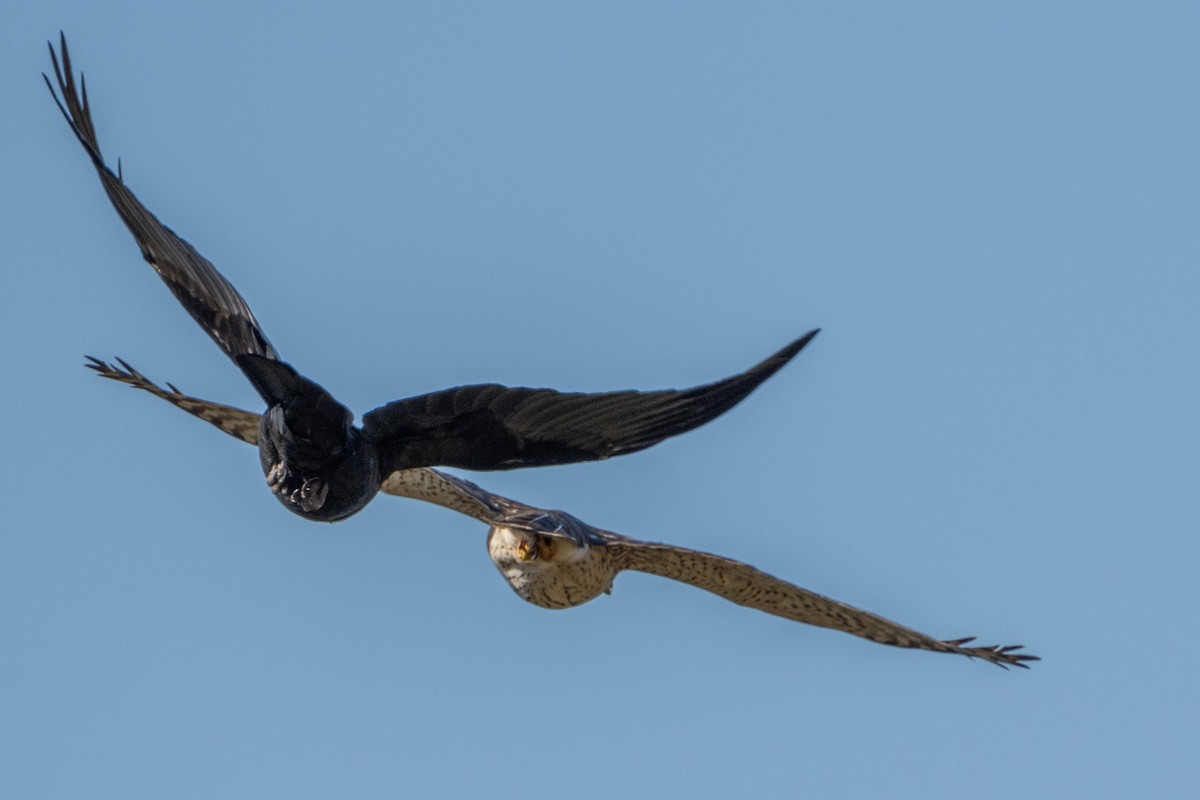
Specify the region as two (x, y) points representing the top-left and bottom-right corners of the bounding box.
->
(47, 35), (817, 522)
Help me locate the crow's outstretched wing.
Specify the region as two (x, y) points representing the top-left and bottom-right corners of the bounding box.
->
(46, 35), (278, 366)
(363, 330), (818, 474)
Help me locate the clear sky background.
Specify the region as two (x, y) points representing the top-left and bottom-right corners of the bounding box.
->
(4, 3), (1197, 798)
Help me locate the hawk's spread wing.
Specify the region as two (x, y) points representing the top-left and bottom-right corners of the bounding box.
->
(46, 35), (278, 366)
(86, 357), (260, 445)
(362, 331), (818, 473)
(85, 362), (1037, 668)
(601, 530), (1037, 668)
(379, 469), (511, 526)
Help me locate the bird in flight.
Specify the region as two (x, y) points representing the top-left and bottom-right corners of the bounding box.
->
(45, 35), (816, 523)
(86, 358), (1038, 669)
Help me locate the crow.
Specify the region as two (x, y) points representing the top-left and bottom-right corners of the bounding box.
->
(46, 35), (817, 522)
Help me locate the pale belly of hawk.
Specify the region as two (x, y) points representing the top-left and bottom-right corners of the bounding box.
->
(487, 526), (615, 610)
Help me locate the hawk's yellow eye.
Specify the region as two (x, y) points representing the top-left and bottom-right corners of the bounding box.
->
(517, 538), (538, 562)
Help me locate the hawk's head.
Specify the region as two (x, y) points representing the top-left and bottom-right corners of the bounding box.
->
(486, 524), (613, 610)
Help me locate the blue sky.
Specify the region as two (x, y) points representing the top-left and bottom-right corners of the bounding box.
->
(4, 3), (1197, 798)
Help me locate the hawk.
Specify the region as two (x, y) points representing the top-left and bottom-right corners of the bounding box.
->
(86, 358), (1038, 669)
(45, 35), (816, 523)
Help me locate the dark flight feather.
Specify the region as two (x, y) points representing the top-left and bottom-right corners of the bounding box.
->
(364, 330), (818, 472)
(44, 34), (278, 370)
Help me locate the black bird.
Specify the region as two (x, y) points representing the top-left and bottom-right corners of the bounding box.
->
(46, 35), (818, 522)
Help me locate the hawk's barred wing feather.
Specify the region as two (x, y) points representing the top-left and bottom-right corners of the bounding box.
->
(379, 469), (510, 526)
(86, 357), (260, 445)
(602, 531), (1038, 668)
